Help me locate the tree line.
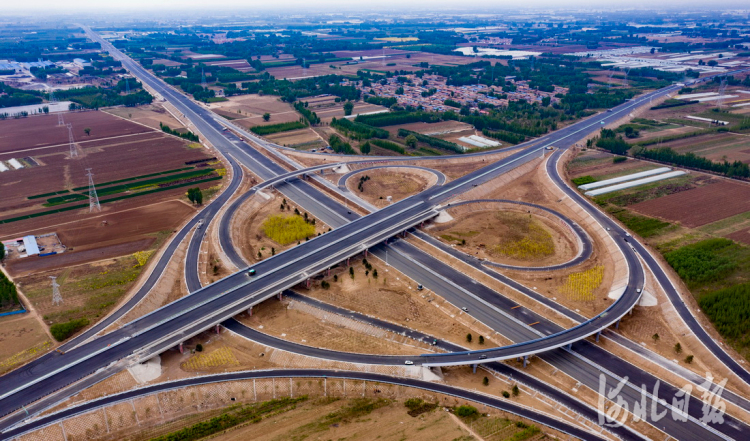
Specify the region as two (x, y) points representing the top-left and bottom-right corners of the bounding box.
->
(330, 117), (389, 140)
(634, 147), (750, 178)
(160, 123), (200, 142)
(0, 270), (20, 310)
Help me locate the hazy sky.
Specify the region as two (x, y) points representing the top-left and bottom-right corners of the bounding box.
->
(3, 0), (749, 13)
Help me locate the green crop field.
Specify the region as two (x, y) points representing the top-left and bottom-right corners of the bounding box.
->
(262, 214), (315, 245)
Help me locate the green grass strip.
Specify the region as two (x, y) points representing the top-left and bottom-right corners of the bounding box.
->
(71, 167), (195, 191)
(27, 190), (70, 200)
(95, 169), (215, 197)
(250, 121), (307, 136)
(0, 177), (222, 225)
(43, 194), (88, 207)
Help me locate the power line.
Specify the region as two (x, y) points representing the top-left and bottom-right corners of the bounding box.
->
(50, 276), (63, 306)
(86, 168), (101, 212)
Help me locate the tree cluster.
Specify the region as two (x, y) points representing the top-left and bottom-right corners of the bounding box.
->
(186, 187), (203, 205)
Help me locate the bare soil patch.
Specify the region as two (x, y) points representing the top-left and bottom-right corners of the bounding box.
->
(213, 397), (471, 441)
(384, 120), (474, 137)
(568, 151), (660, 179)
(236, 298), (425, 356)
(349, 169), (431, 208)
(0, 314), (50, 374)
(727, 227), (750, 246)
(432, 209), (577, 267)
(302, 258), (505, 350)
(265, 128), (321, 147)
(631, 181), (750, 228)
(208, 94), (295, 121)
(103, 104), (183, 131)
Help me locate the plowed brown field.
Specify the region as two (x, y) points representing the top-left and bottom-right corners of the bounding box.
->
(0, 111), (152, 154)
(630, 181), (750, 227)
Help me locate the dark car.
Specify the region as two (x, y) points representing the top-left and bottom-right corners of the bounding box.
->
(248, 268), (256, 276)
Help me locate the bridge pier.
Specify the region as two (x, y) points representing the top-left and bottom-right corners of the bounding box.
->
(306, 278), (311, 289)
(523, 356), (528, 368)
(277, 292), (283, 301)
(615, 319), (621, 330)
(472, 364), (478, 374)
(215, 324), (220, 334)
(402, 230), (408, 238)
(595, 331), (601, 342)
(566, 343), (572, 351)
(179, 343), (184, 354)
(326, 268), (330, 277)
(364, 249), (369, 257)
(247, 306), (253, 317)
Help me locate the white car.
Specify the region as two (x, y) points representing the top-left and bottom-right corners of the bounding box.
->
(404, 360), (414, 365)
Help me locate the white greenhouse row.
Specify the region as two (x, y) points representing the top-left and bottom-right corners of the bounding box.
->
(578, 167), (672, 190)
(584, 171), (687, 196)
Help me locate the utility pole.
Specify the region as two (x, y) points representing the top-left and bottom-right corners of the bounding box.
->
(67, 123), (78, 158)
(51, 276), (63, 306)
(201, 66), (207, 89)
(86, 168), (101, 212)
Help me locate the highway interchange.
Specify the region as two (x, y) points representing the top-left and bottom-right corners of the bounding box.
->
(1, 27), (749, 441)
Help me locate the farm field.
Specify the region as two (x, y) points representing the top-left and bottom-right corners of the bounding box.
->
(567, 151), (662, 180)
(0, 111), (153, 155)
(103, 104), (184, 130)
(265, 128), (322, 148)
(208, 94), (299, 128)
(15, 234), (168, 339)
(631, 181), (750, 228)
(641, 131), (750, 164)
(0, 109), (218, 270)
(0, 314), (50, 374)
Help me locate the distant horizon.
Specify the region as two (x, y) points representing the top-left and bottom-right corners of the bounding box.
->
(1, 1), (750, 14)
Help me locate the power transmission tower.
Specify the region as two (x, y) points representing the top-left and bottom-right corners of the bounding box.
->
(67, 123), (78, 158)
(86, 168), (101, 212)
(717, 76), (728, 109)
(50, 89), (64, 126)
(50, 276), (63, 306)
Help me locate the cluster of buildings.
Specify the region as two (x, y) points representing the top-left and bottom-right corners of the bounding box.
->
(354, 73), (565, 113)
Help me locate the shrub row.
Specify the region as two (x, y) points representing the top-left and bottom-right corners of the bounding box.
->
(50, 318), (89, 342)
(330, 117), (389, 140)
(0, 177), (222, 225)
(397, 129), (463, 153)
(369, 139), (406, 154)
(250, 120), (307, 135)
